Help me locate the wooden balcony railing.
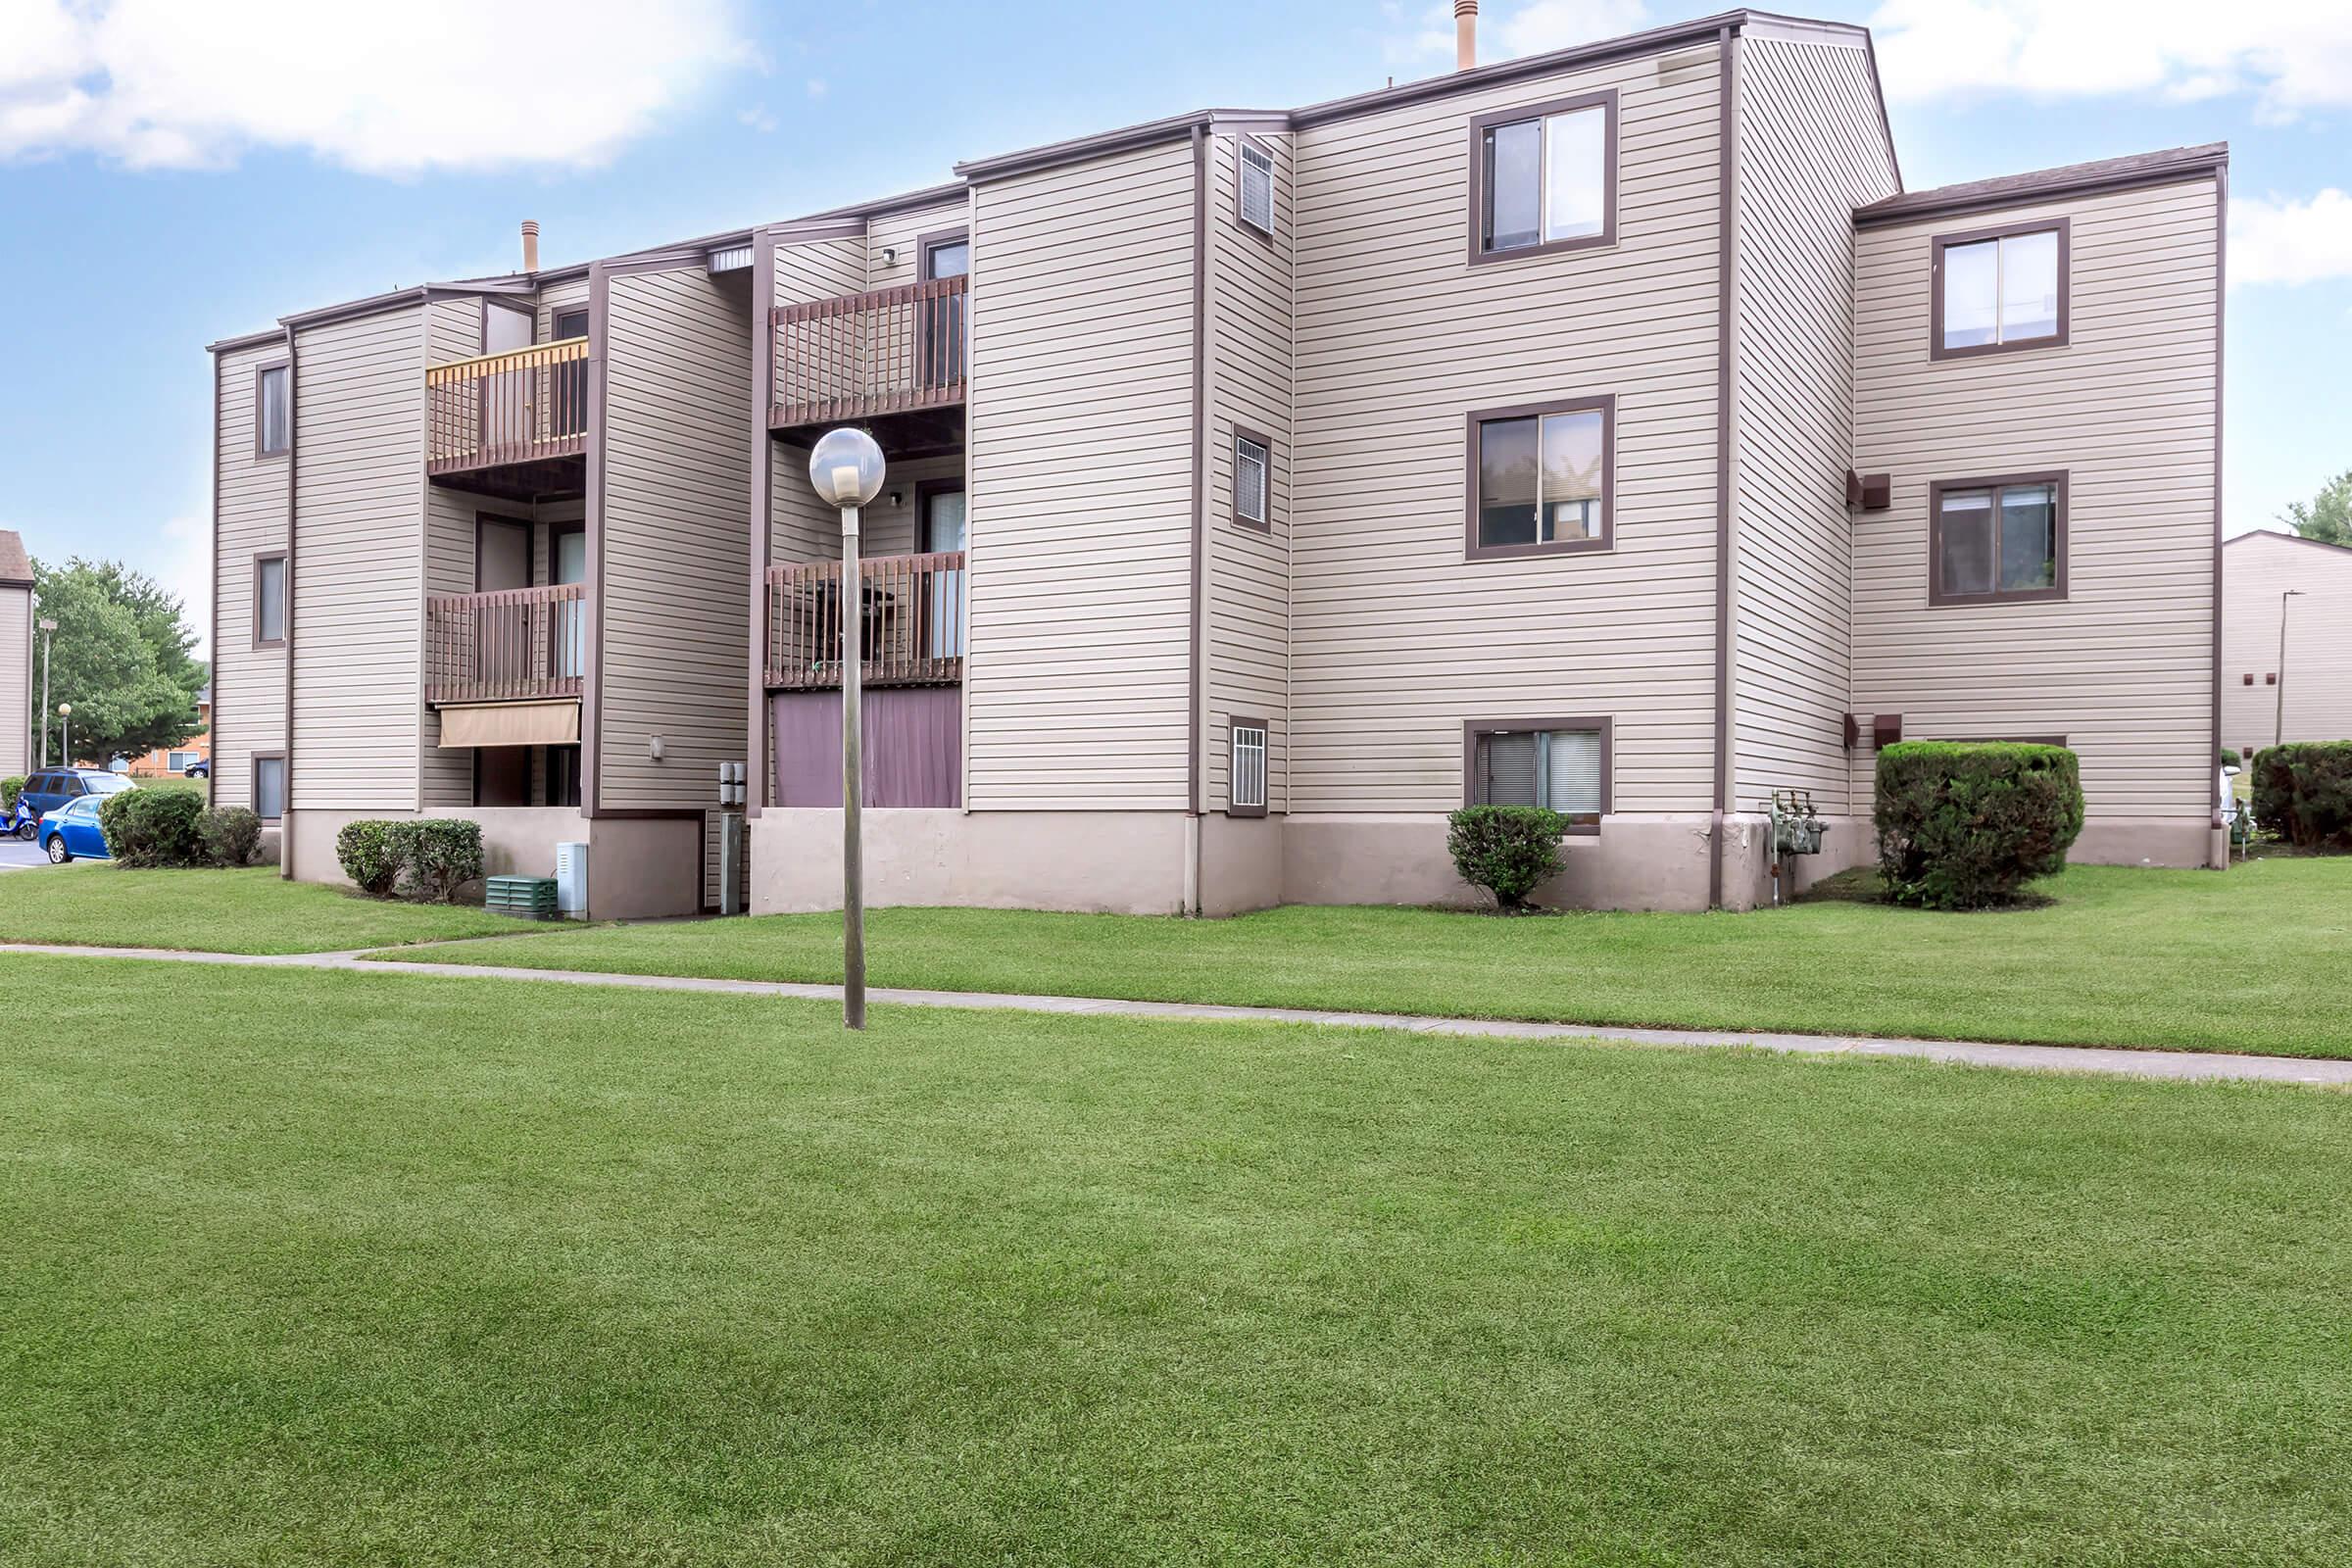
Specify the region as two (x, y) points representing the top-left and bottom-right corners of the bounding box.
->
(764, 552), (965, 690)
(425, 584), (587, 704)
(424, 339), (591, 476)
(771, 276), (967, 428)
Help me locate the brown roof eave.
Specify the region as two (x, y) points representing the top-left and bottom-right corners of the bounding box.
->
(1855, 143), (2228, 228)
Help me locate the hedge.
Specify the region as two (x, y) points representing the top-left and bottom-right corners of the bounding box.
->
(2249, 741), (2352, 851)
(199, 806), (265, 867)
(1874, 741), (2083, 909)
(1, 776), (22, 812)
(1446, 806), (1569, 910)
(335, 820), (406, 897)
(97, 788), (208, 868)
(336, 817), (486, 902)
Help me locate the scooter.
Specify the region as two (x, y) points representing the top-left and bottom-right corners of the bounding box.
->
(6, 798), (39, 842)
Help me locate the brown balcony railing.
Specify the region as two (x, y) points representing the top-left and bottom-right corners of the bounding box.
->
(764, 552), (965, 689)
(424, 339), (591, 476)
(425, 584), (587, 704)
(771, 276), (967, 428)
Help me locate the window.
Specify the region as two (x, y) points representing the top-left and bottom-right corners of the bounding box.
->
(255, 363), (290, 458)
(917, 226), (969, 392)
(1230, 717), (1268, 817)
(1469, 91), (1615, 263)
(547, 745), (583, 808)
(1934, 220), (2068, 357)
(1233, 428), (1272, 530)
(1237, 137), (1275, 239)
(1929, 471), (2068, 606)
(167, 752), (199, 772)
(1464, 719), (1609, 833)
(1465, 395), (1612, 559)
(253, 754), (286, 821)
(253, 553), (287, 647)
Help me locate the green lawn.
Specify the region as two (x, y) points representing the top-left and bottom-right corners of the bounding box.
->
(3, 953), (2346, 1565)
(0, 864), (542, 954)
(375, 858), (2352, 1058)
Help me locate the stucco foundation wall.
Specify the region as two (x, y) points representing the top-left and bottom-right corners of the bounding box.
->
(283, 807), (697, 918)
(2071, 814), (2213, 869)
(1200, 812), (1284, 917)
(1281, 812), (1725, 913)
(750, 809), (1190, 915)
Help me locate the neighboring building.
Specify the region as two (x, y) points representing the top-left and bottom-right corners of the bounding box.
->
(123, 687), (212, 778)
(208, 5), (2228, 916)
(2223, 530), (2352, 757)
(1, 529), (30, 780)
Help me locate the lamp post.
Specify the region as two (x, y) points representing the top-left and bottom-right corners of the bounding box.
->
(808, 427), (886, 1030)
(2275, 589), (2304, 751)
(36, 617), (55, 767)
(58, 704), (72, 767)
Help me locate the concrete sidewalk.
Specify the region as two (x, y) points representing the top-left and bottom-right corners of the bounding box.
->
(3, 940), (2347, 1088)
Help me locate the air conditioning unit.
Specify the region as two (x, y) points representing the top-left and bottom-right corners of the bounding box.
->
(555, 841), (588, 917)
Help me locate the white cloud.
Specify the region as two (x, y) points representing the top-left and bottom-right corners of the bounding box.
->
(1869, 1), (2352, 121)
(1383, 1), (1651, 66)
(2231, 188), (2352, 286)
(739, 106), (779, 133)
(805, 76), (829, 100)
(0, 0), (752, 174)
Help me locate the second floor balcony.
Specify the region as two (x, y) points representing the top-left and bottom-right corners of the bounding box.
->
(770, 276), (967, 453)
(425, 583), (587, 706)
(425, 340), (590, 501)
(764, 552), (965, 690)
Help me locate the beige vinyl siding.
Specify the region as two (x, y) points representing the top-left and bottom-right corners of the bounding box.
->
(1850, 176), (2220, 820)
(597, 266), (753, 815)
(536, 277), (590, 342)
(290, 305), (426, 810)
(768, 235), (867, 565)
(212, 338), (291, 812)
(868, 199), (970, 290)
(420, 296), (487, 810)
(0, 583), (28, 777)
(1206, 130), (1295, 813)
(1289, 43), (1726, 813)
(965, 138), (1198, 809)
(1729, 34), (1897, 815)
(2222, 532), (2352, 753)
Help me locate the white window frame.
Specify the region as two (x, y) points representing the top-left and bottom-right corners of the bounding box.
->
(1236, 137), (1276, 240)
(1233, 429), (1272, 531)
(1229, 718), (1268, 816)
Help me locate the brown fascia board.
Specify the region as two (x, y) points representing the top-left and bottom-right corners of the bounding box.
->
(2226, 528), (2352, 559)
(206, 326), (287, 355)
(1855, 142), (2228, 227)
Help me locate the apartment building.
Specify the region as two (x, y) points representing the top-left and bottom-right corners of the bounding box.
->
(208, 5), (2227, 916)
(2, 530), (30, 780)
(2222, 530), (2352, 756)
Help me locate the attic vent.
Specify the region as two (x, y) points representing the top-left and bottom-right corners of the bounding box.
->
(707, 244), (753, 274)
(1238, 140), (1275, 236)
(1655, 47), (1715, 86)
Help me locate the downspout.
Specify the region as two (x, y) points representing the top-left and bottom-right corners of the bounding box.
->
(2208, 163), (2228, 858)
(208, 351), (221, 821)
(1707, 22), (1739, 909)
(581, 261), (610, 815)
(1186, 122), (1208, 914)
(280, 322), (298, 879)
(746, 231), (775, 825)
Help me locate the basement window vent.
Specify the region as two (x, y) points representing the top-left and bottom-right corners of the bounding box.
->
(1231, 720), (1268, 816)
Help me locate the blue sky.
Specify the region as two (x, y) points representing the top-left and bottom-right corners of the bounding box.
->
(4, 0), (2347, 658)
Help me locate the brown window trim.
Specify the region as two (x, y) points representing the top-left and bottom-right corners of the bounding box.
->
(1228, 714), (1269, 817)
(916, 225), (969, 279)
(1926, 469), (2069, 608)
(251, 551), (288, 650)
(1463, 393), (1615, 562)
(544, 519), (586, 584)
(253, 360), (290, 460)
(1232, 133), (1277, 246)
(550, 305), (590, 341)
(1930, 218), (2071, 361)
(1466, 88), (1618, 267)
(1461, 716), (1612, 836)
(251, 750), (287, 822)
(1232, 424), (1274, 532)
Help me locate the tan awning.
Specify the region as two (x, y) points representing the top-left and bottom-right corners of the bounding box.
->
(438, 700), (579, 749)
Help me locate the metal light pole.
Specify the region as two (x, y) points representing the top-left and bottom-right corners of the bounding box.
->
(58, 704), (72, 767)
(36, 617), (55, 767)
(2274, 589), (2304, 750)
(808, 427), (886, 1030)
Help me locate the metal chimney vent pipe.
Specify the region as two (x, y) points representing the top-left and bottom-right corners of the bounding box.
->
(1455, 0), (1477, 71)
(520, 220), (541, 272)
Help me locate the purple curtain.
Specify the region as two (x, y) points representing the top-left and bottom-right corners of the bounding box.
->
(772, 688), (960, 808)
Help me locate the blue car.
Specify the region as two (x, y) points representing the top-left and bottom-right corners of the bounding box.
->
(40, 796), (112, 863)
(17, 767), (135, 820)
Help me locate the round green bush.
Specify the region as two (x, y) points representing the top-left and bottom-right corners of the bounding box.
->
(199, 806), (265, 867)
(1874, 742), (2083, 909)
(2249, 741), (2352, 851)
(1446, 806), (1569, 910)
(97, 787), (208, 868)
(335, 819), (405, 897)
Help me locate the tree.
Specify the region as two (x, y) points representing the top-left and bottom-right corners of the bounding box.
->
(2280, 470), (2352, 547)
(31, 559), (209, 765)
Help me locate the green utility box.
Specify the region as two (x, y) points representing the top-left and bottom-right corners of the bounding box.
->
(485, 875), (562, 920)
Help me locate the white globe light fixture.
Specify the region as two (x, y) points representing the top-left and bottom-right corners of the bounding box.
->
(806, 426), (887, 1031)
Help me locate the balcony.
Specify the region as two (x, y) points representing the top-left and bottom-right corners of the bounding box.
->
(425, 584), (587, 706)
(763, 552), (964, 690)
(770, 277), (966, 455)
(424, 340), (590, 501)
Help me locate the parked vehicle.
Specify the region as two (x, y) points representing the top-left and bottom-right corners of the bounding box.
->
(14, 768), (136, 821)
(184, 760), (211, 779)
(39, 796), (112, 862)
(6, 798), (39, 841)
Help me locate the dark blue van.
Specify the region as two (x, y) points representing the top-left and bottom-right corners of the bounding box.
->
(16, 768), (136, 821)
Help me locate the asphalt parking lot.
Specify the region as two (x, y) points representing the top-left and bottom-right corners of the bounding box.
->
(0, 836), (57, 871)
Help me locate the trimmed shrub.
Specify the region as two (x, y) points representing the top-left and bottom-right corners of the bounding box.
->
(1875, 741), (2083, 909)
(98, 787), (208, 867)
(1, 776), (23, 812)
(2219, 747), (2241, 770)
(398, 819), (485, 904)
(1446, 806), (1569, 911)
(199, 806), (265, 867)
(336, 819), (405, 897)
(2249, 741), (2352, 851)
